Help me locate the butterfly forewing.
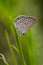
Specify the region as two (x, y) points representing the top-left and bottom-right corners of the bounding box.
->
(14, 15), (36, 35)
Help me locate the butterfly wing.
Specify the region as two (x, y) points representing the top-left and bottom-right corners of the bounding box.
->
(14, 15), (36, 35)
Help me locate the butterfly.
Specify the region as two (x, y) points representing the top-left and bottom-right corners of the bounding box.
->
(14, 15), (36, 35)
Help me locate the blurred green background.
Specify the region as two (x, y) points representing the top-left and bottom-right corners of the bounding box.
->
(0, 0), (43, 65)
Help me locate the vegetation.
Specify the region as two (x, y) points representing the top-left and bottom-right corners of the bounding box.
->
(0, 0), (43, 65)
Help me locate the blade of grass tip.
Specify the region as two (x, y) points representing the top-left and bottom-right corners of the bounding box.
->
(0, 53), (9, 65)
(5, 30), (18, 65)
(11, 25), (27, 65)
(25, 30), (37, 65)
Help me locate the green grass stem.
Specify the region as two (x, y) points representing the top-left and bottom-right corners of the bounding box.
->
(5, 30), (18, 65)
(0, 53), (9, 65)
(10, 25), (27, 65)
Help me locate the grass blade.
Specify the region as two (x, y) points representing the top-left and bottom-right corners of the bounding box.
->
(11, 25), (27, 65)
(5, 30), (18, 65)
(0, 53), (9, 65)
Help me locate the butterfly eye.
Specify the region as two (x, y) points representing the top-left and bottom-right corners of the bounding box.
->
(17, 17), (19, 20)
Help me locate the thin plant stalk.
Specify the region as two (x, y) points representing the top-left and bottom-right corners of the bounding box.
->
(0, 53), (9, 65)
(9, 17), (27, 65)
(12, 44), (19, 55)
(5, 30), (18, 65)
(25, 30), (37, 65)
(11, 25), (27, 65)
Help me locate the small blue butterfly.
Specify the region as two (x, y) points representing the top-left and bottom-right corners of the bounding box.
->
(14, 15), (36, 35)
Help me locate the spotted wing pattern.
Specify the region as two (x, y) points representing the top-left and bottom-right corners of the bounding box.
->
(14, 15), (36, 35)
